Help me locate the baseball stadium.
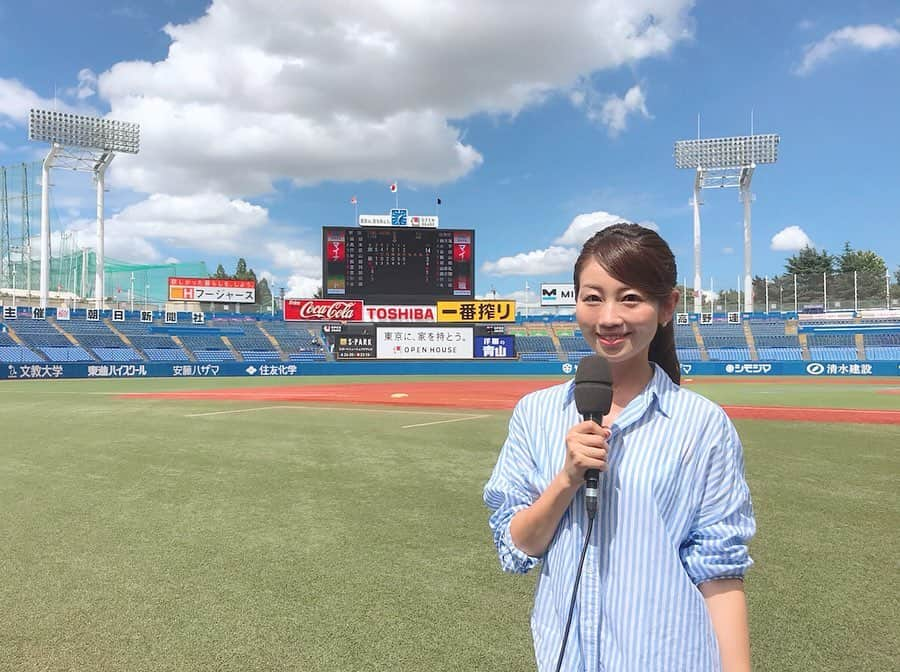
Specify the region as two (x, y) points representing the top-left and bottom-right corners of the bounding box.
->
(2, 67), (898, 672)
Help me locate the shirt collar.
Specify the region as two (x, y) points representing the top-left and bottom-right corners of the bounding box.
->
(563, 361), (677, 419)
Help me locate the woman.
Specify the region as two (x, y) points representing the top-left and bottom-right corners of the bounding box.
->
(484, 223), (755, 671)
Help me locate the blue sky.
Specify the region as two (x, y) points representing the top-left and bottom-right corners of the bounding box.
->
(1, 0), (898, 305)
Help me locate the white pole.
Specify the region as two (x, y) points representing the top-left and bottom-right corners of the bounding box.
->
(39, 144), (60, 309)
(886, 270), (891, 310)
(765, 276), (769, 315)
(853, 271), (858, 313)
(793, 274), (798, 314)
(740, 167), (755, 314)
(81, 248), (87, 300)
(710, 276), (714, 314)
(73, 266), (78, 309)
(692, 172), (702, 314)
(737, 275), (742, 314)
(823, 271), (828, 313)
(11, 266), (16, 308)
(682, 277), (687, 314)
(94, 154), (114, 310)
(524, 280), (529, 318)
(130, 272), (135, 312)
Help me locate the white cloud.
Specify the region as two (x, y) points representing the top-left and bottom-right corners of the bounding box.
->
(554, 211), (626, 246)
(481, 245), (577, 276)
(65, 69), (98, 100)
(85, 0), (693, 196)
(795, 24), (900, 75)
(597, 85), (651, 136)
(285, 274), (322, 298)
(571, 83), (652, 136)
(722, 246), (734, 254)
(771, 225), (813, 251)
(0, 78), (93, 124)
(91, 192), (270, 263)
(265, 242), (321, 276)
(484, 209), (655, 277)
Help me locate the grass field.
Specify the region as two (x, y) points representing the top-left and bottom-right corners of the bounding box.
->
(1, 376), (897, 671)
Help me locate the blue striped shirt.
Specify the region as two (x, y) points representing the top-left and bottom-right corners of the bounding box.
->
(484, 363), (755, 672)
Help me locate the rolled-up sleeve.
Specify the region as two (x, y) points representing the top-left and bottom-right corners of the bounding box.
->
(681, 415), (756, 585)
(483, 399), (543, 574)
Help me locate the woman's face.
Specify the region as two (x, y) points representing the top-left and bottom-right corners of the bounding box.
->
(575, 258), (676, 367)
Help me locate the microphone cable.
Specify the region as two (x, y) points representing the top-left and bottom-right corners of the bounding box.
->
(553, 506), (595, 672)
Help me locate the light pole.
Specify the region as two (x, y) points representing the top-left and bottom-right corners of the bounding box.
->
(28, 109), (140, 310)
(675, 133), (779, 313)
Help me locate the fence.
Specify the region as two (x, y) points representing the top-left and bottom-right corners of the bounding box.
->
(680, 272), (898, 314)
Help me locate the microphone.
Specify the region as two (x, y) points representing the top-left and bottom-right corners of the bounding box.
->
(573, 355), (613, 518)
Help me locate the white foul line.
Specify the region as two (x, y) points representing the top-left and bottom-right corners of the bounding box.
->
(185, 405), (292, 417)
(401, 414), (489, 429)
(184, 405), (494, 427)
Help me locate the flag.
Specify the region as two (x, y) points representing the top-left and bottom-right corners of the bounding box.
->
(389, 182), (397, 193)
(350, 196), (357, 204)
(436, 197), (442, 205)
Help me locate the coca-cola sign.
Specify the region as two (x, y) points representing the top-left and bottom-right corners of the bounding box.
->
(284, 299), (364, 322)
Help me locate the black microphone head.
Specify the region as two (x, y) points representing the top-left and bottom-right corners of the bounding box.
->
(574, 354), (613, 418)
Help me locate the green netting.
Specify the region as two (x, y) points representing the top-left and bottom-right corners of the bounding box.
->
(4, 250), (208, 308)
(1, 160), (208, 308)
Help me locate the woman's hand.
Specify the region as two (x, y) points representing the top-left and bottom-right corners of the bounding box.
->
(562, 420), (611, 487)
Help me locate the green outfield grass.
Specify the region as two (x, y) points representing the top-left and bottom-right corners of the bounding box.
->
(0, 376), (897, 671)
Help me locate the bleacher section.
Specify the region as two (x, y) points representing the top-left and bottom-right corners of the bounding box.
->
(3, 311), (899, 373)
(697, 322), (750, 361)
(115, 322), (190, 362)
(0, 332), (43, 362)
(262, 322), (326, 362)
(806, 333), (857, 361)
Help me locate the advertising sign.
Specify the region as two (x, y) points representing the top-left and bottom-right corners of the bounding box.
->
(361, 304), (437, 323)
(333, 333), (377, 360)
(358, 214), (438, 228)
(541, 283), (576, 307)
(376, 327), (474, 359)
(475, 335), (516, 358)
(168, 277), (256, 304)
(436, 300), (516, 323)
(283, 299), (364, 322)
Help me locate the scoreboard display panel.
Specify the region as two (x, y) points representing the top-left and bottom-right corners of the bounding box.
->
(322, 227), (474, 304)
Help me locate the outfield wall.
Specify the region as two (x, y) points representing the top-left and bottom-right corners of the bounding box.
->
(2, 360), (898, 380)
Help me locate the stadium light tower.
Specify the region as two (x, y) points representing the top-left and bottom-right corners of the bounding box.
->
(28, 109), (140, 309)
(674, 133), (779, 313)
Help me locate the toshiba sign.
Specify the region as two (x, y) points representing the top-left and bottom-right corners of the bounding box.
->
(283, 299), (364, 321)
(362, 305), (437, 323)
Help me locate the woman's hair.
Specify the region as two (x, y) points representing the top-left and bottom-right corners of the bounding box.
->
(574, 223), (681, 385)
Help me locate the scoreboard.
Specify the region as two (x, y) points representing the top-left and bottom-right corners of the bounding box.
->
(322, 227), (474, 304)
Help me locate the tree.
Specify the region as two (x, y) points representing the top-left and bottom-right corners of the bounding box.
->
(784, 246), (835, 276)
(837, 242), (887, 275)
(234, 258), (250, 280)
(213, 264), (229, 279)
(256, 277), (273, 312)
(834, 242), (888, 309)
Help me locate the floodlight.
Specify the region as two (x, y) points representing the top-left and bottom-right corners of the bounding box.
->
(674, 134), (778, 169)
(673, 133), (780, 314)
(29, 109), (141, 309)
(28, 109), (140, 154)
